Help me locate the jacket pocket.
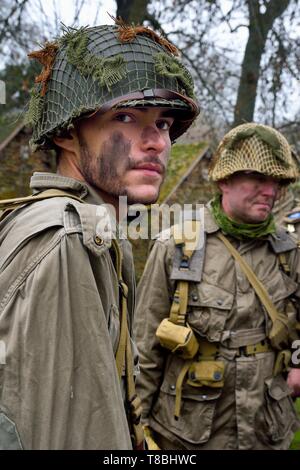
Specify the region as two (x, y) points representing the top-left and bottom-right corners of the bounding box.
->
(187, 283), (234, 342)
(265, 270), (298, 305)
(151, 357), (222, 445)
(255, 375), (300, 446)
(0, 412), (23, 450)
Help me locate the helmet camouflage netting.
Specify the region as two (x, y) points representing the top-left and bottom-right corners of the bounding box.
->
(209, 123), (298, 182)
(26, 23), (200, 150)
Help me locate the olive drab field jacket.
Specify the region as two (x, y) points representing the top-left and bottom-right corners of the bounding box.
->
(135, 207), (300, 450)
(0, 172), (136, 449)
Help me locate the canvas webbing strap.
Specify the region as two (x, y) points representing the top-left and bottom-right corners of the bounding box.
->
(0, 189), (85, 222)
(174, 361), (192, 419)
(217, 232), (283, 325)
(169, 281), (189, 325)
(109, 239), (143, 446)
(169, 220), (202, 325)
(0, 188), (84, 212)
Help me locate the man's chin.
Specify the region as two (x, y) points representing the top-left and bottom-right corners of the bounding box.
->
(246, 213), (270, 224)
(127, 189), (160, 205)
(128, 196), (159, 205)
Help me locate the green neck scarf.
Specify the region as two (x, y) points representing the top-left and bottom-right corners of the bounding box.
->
(210, 195), (276, 240)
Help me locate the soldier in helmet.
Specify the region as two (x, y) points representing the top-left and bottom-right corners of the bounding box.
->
(135, 123), (300, 450)
(0, 23), (199, 449)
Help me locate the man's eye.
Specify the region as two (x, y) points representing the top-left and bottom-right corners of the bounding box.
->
(156, 119), (173, 131)
(115, 113), (133, 123)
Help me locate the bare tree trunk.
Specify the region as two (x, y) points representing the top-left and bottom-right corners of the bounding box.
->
(233, 0), (290, 127)
(116, 0), (149, 24)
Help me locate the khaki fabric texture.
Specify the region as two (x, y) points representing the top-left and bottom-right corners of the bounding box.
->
(134, 207), (300, 450)
(0, 173), (136, 449)
(209, 123), (298, 182)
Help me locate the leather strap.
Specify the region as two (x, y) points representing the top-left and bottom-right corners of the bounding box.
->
(84, 88), (199, 117)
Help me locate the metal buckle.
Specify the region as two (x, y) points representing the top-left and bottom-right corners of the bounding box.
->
(143, 89), (155, 99)
(237, 345), (248, 357)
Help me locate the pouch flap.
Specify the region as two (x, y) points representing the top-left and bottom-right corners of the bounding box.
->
(265, 375), (292, 401)
(161, 358), (222, 401)
(188, 360), (224, 383)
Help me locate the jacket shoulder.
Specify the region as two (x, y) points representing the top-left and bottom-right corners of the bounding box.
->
(0, 197), (113, 267)
(269, 225), (298, 253)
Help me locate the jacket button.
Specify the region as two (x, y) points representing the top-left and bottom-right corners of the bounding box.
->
(217, 299), (223, 306)
(94, 236), (104, 246)
(170, 385), (176, 391)
(192, 294), (198, 301)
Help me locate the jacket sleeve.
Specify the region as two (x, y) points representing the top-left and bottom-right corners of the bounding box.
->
(0, 230), (132, 450)
(134, 238), (175, 422)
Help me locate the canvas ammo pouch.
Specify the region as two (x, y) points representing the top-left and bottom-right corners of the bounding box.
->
(173, 345), (224, 419)
(156, 318), (199, 359)
(187, 360), (224, 388)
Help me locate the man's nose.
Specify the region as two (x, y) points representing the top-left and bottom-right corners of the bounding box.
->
(261, 182), (278, 197)
(140, 126), (167, 153)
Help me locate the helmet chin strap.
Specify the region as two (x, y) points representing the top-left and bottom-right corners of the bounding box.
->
(84, 89), (198, 116)
(78, 89), (199, 143)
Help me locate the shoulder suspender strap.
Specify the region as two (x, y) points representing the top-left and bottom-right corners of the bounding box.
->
(0, 188), (84, 211)
(171, 219), (205, 283)
(169, 281), (189, 325)
(125, 330), (143, 446)
(112, 238), (127, 379)
(217, 232), (289, 349)
(170, 218), (204, 325)
(0, 189), (85, 222)
(111, 239), (143, 447)
(217, 233), (279, 324)
(278, 252), (291, 275)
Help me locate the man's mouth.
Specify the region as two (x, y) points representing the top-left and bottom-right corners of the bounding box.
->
(133, 162), (164, 175)
(255, 201), (272, 210)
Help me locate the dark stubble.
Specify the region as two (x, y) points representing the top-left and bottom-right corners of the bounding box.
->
(78, 130), (166, 204)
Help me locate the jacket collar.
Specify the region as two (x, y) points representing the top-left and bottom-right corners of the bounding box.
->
(205, 203), (220, 234)
(30, 172), (104, 206)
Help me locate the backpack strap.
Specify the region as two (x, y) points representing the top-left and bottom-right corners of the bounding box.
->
(278, 252), (291, 275)
(0, 189), (84, 221)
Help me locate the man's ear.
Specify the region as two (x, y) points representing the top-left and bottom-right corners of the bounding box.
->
(217, 180), (228, 193)
(53, 129), (80, 155)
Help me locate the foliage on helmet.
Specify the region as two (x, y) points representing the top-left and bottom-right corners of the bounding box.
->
(26, 23), (199, 150)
